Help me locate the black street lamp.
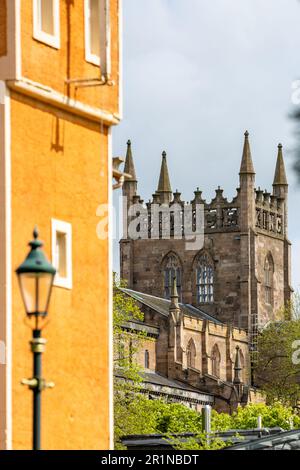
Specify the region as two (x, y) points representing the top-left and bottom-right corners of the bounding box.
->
(16, 227), (56, 451)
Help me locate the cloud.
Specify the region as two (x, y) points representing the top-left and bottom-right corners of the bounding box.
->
(113, 0), (300, 287)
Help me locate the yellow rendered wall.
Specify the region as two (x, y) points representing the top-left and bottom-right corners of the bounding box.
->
(10, 91), (110, 450)
(21, 0), (120, 115)
(0, 0), (7, 57)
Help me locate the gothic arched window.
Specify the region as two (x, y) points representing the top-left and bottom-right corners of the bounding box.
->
(117, 335), (125, 362)
(239, 349), (245, 383)
(195, 252), (214, 303)
(144, 350), (150, 369)
(264, 254), (274, 305)
(211, 344), (221, 378)
(163, 253), (182, 300)
(187, 338), (196, 369)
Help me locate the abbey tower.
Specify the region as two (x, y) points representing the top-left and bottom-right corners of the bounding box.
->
(120, 132), (292, 348)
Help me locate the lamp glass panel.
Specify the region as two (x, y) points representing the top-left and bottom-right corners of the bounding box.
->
(18, 272), (54, 315)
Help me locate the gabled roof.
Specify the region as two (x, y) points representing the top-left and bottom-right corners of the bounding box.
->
(116, 370), (214, 403)
(120, 288), (223, 325)
(141, 371), (213, 396)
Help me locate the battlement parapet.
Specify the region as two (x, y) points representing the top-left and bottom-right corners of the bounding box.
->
(255, 187), (284, 237)
(127, 183), (285, 240)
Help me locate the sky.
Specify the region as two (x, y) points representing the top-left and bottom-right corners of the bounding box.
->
(112, 0), (300, 290)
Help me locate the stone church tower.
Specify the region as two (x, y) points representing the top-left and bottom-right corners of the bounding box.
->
(120, 132), (292, 347)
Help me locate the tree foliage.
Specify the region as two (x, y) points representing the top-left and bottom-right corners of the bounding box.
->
(114, 394), (300, 450)
(213, 403), (300, 431)
(113, 276), (150, 448)
(113, 277), (300, 449)
(289, 291), (300, 321)
(254, 318), (300, 407)
(113, 276), (145, 383)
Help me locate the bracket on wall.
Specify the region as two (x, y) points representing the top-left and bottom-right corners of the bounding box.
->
(113, 157), (131, 190)
(65, 75), (115, 89)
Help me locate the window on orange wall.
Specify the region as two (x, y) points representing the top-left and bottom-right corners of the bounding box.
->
(33, 0), (60, 49)
(51, 219), (72, 289)
(85, 0), (101, 65)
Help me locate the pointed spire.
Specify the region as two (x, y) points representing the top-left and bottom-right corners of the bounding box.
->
(233, 346), (243, 384)
(124, 140), (137, 182)
(273, 143), (288, 186)
(170, 275), (179, 310)
(240, 131), (255, 175)
(157, 151), (172, 193)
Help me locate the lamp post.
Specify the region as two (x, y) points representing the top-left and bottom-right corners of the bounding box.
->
(16, 227), (56, 450)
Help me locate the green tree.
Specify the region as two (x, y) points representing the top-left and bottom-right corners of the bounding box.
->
(113, 277), (300, 448)
(113, 277), (145, 382)
(115, 396), (230, 450)
(113, 276), (149, 448)
(289, 291), (300, 321)
(115, 391), (300, 450)
(231, 403), (300, 430)
(254, 319), (300, 407)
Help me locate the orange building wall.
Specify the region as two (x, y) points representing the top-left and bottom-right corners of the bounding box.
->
(0, 0), (7, 57)
(10, 91), (110, 450)
(21, 0), (120, 115)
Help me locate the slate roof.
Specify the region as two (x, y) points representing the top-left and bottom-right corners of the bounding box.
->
(115, 370), (214, 404)
(120, 288), (223, 325)
(141, 371), (213, 396)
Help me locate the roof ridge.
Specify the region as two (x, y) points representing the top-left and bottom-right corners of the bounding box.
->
(120, 288), (223, 323)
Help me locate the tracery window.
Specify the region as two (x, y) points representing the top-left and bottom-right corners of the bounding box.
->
(264, 254), (274, 305)
(144, 350), (150, 369)
(239, 349), (245, 383)
(196, 252), (214, 303)
(186, 339), (196, 369)
(211, 344), (221, 378)
(163, 253), (182, 300)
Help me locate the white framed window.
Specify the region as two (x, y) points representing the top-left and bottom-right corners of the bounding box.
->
(51, 219), (72, 289)
(84, 0), (109, 69)
(33, 0), (60, 49)
(85, 0), (101, 65)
